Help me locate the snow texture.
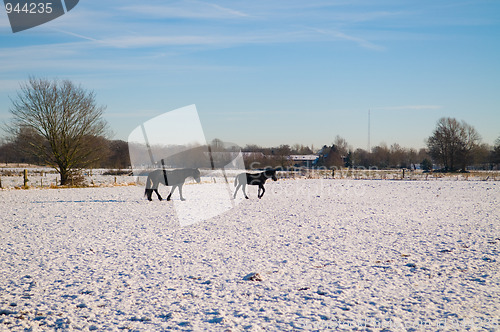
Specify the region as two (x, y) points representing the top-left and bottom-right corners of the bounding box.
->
(1, 179), (499, 331)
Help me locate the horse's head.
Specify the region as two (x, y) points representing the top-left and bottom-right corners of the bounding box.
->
(266, 168), (277, 181)
(193, 168), (201, 183)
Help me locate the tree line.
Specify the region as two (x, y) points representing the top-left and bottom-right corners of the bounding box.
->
(0, 135), (130, 170)
(242, 129), (500, 171)
(1, 78), (499, 185)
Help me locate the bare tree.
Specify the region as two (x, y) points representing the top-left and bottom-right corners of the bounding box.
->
(371, 144), (390, 168)
(104, 140), (131, 169)
(333, 135), (351, 157)
(457, 121), (481, 171)
(291, 143), (313, 155)
(352, 148), (371, 168)
(426, 117), (481, 172)
(6, 78), (108, 185)
(389, 143), (406, 168)
(492, 136), (500, 169)
(274, 144), (292, 168)
(322, 145), (341, 168)
(427, 118), (461, 171)
(406, 148), (418, 170)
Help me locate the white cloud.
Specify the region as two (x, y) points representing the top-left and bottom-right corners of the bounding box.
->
(95, 30), (309, 48)
(208, 3), (249, 18)
(98, 35), (222, 48)
(120, 1), (248, 20)
(0, 42), (83, 71)
(327, 10), (411, 24)
(105, 110), (163, 119)
(311, 28), (385, 51)
(48, 28), (100, 42)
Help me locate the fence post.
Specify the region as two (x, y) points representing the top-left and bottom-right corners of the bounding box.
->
(23, 169), (28, 188)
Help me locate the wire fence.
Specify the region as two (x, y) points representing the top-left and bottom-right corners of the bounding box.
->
(1, 166), (498, 189)
(0, 167), (134, 189)
(277, 168), (498, 181)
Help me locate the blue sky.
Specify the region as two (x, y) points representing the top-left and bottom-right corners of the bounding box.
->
(1, 0), (499, 150)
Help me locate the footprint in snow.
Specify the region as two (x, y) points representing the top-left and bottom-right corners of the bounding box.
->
(243, 272), (263, 281)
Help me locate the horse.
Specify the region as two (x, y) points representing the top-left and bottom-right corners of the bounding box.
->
(233, 169), (277, 199)
(144, 168), (201, 201)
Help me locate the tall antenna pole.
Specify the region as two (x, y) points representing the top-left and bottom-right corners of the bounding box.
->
(368, 109), (371, 152)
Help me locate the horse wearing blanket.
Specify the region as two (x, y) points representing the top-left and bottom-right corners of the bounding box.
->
(234, 169), (277, 199)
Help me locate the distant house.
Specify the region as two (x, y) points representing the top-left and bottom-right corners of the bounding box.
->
(242, 152), (265, 159)
(289, 155), (319, 168)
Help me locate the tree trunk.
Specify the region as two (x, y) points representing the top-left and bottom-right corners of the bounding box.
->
(59, 167), (70, 185)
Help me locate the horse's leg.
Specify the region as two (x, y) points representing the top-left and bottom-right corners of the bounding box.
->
(242, 184), (249, 199)
(258, 184), (265, 199)
(167, 186), (176, 201)
(145, 175), (153, 201)
(152, 173), (162, 200)
(234, 183), (241, 198)
(178, 184), (186, 201)
(154, 189), (163, 201)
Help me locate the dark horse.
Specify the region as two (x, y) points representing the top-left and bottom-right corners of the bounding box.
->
(145, 168), (201, 201)
(234, 169), (277, 199)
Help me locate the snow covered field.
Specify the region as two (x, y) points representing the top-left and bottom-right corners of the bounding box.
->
(1, 179), (499, 331)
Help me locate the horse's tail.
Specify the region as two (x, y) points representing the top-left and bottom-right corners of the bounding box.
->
(234, 175), (238, 187)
